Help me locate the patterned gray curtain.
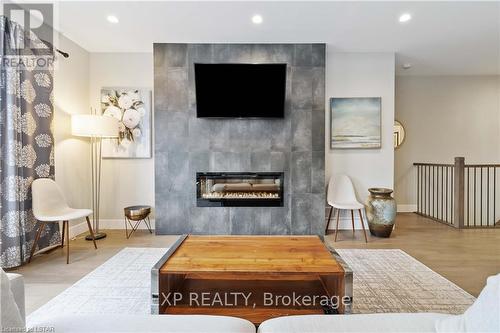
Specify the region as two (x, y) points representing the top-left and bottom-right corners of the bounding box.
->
(0, 16), (60, 268)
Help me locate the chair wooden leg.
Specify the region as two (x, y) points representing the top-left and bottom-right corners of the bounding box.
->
(28, 222), (45, 263)
(350, 210), (356, 237)
(334, 209), (341, 242)
(64, 220), (70, 264)
(86, 216), (97, 249)
(358, 209), (368, 243)
(325, 206), (333, 234)
(61, 221), (66, 247)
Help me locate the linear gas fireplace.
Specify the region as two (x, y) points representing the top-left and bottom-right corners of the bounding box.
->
(196, 172), (284, 207)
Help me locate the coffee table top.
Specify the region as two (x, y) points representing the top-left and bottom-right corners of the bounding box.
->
(160, 235), (344, 275)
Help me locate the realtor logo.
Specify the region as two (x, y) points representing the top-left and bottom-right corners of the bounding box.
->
(3, 2), (54, 55)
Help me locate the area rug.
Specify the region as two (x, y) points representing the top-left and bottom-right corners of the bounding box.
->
(27, 247), (475, 325)
(27, 247), (167, 325)
(335, 249), (475, 314)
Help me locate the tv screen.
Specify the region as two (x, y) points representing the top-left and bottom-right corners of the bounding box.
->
(195, 63), (286, 118)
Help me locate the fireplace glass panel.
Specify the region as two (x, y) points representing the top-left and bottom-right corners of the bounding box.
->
(196, 172), (284, 207)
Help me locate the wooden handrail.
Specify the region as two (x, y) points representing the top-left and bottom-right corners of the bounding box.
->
(465, 164), (500, 168)
(413, 162), (454, 167)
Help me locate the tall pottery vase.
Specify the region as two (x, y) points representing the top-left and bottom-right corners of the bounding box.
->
(365, 188), (397, 238)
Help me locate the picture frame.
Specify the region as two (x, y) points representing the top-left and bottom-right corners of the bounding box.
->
(100, 87), (152, 159)
(330, 97), (382, 149)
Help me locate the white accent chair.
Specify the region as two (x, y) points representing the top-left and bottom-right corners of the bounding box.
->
(326, 174), (368, 242)
(30, 178), (97, 264)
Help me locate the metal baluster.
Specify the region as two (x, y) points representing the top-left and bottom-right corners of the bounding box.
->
(480, 167), (483, 227)
(431, 165), (434, 217)
(494, 167), (496, 227)
(417, 165), (420, 214)
(430, 166), (433, 218)
(431, 166), (433, 217)
(446, 166), (449, 223)
(441, 166), (444, 221)
(433, 166), (436, 218)
(435, 165), (438, 220)
(474, 167), (477, 227)
(419, 165), (423, 214)
(426, 166), (429, 216)
(487, 167), (490, 226)
(467, 167), (470, 227)
(451, 166), (454, 222)
(421, 165), (423, 214)
(435, 165), (438, 219)
(423, 166), (425, 215)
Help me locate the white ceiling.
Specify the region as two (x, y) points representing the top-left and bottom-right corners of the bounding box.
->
(55, 1), (499, 75)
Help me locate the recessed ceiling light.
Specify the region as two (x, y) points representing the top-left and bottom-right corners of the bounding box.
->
(107, 15), (119, 24)
(252, 15), (263, 24)
(402, 63), (412, 70)
(399, 13), (412, 23)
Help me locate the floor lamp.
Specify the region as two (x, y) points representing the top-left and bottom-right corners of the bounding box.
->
(72, 114), (119, 240)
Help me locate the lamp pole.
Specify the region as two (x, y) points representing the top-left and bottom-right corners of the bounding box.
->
(72, 111), (118, 241)
(86, 134), (106, 240)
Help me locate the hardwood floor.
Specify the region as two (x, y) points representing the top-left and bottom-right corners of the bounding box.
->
(9, 213), (500, 315)
(9, 230), (178, 315)
(325, 213), (500, 297)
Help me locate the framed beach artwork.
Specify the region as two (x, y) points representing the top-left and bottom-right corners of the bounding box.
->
(330, 97), (381, 149)
(101, 88), (152, 158)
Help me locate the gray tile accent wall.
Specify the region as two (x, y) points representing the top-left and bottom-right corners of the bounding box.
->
(154, 43), (325, 235)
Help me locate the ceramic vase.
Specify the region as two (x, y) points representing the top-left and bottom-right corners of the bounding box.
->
(365, 188), (397, 238)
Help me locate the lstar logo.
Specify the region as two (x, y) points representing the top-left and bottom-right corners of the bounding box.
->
(3, 2), (54, 55)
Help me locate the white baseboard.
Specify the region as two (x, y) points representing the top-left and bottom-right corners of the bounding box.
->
(397, 204), (417, 213)
(68, 221), (88, 239)
(326, 218), (369, 230)
(99, 218), (156, 230)
(70, 211), (417, 234)
(68, 219), (155, 238)
(324, 207), (414, 229)
(325, 209), (369, 230)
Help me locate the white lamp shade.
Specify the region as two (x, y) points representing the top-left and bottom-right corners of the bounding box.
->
(72, 115), (119, 138)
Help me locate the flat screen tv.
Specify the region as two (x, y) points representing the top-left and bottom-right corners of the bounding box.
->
(195, 63), (286, 118)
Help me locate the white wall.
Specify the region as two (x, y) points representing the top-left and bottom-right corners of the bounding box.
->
(89, 53), (154, 221)
(53, 34), (91, 237)
(53, 34), (91, 211)
(395, 75), (500, 208)
(325, 52), (396, 228)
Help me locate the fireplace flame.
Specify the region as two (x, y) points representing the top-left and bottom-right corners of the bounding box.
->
(202, 192), (280, 199)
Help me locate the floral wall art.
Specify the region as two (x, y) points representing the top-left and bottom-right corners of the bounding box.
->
(101, 88), (152, 158)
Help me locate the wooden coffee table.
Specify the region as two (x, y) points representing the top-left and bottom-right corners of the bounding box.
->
(151, 235), (352, 325)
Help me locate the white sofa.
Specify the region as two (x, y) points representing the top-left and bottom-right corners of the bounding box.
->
(2, 268), (499, 333)
(29, 314), (256, 333)
(6, 273), (25, 321)
(1, 269), (254, 333)
(258, 274), (500, 333)
(257, 313), (450, 333)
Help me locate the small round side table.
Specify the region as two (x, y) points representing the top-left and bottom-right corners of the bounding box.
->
(124, 205), (152, 239)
